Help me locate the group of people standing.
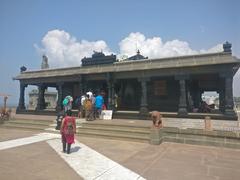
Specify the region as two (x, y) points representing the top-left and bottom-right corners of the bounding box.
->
(76, 91), (105, 121)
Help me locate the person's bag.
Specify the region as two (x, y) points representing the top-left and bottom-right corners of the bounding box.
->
(66, 118), (74, 135)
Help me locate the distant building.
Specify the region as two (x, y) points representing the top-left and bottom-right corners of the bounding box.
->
(28, 89), (57, 109)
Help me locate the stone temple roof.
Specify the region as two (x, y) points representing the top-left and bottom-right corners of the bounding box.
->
(14, 52), (240, 80)
(128, 50), (148, 61)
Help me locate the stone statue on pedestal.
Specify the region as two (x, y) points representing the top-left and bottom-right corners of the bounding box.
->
(41, 55), (49, 69)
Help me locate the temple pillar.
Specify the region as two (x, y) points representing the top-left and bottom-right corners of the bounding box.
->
(219, 89), (225, 112)
(17, 82), (28, 111)
(138, 77), (150, 115)
(224, 75), (236, 116)
(78, 77), (83, 95)
(219, 72), (236, 116)
(36, 84), (46, 110)
(56, 82), (64, 111)
(175, 75), (188, 116)
(107, 73), (114, 110)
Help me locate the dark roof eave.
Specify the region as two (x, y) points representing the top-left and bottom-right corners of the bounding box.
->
(13, 52), (239, 80)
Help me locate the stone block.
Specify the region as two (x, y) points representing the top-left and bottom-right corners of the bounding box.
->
(204, 130), (218, 137)
(150, 127), (162, 145)
(163, 137), (185, 144)
(216, 130), (238, 138)
(162, 132), (177, 138)
(178, 133), (205, 140)
(162, 127), (180, 133)
(204, 136), (225, 143)
(225, 137), (240, 144)
(224, 143), (240, 149)
(204, 116), (212, 131)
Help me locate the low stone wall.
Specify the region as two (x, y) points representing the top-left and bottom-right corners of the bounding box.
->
(150, 127), (240, 149)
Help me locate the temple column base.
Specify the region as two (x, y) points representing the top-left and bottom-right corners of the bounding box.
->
(224, 109), (237, 116)
(16, 106), (26, 111)
(178, 107), (188, 117)
(139, 106), (149, 119)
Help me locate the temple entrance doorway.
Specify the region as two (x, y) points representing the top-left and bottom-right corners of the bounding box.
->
(114, 79), (141, 111)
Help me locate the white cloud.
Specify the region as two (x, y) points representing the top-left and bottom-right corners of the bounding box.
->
(35, 29), (112, 67)
(36, 30), (224, 67)
(119, 32), (222, 58)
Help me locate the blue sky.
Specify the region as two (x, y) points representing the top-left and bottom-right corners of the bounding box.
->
(0, 0), (240, 105)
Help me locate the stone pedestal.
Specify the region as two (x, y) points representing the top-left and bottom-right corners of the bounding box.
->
(150, 127), (162, 145)
(204, 116), (212, 131)
(224, 109), (237, 116)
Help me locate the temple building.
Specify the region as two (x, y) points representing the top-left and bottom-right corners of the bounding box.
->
(14, 42), (240, 120)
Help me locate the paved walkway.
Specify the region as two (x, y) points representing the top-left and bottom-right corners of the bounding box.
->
(1, 128), (240, 180)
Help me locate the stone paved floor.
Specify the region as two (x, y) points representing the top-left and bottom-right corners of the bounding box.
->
(1, 128), (240, 180)
(0, 129), (82, 180)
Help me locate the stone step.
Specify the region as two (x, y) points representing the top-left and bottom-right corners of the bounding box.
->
(78, 126), (150, 134)
(78, 128), (149, 137)
(6, 120), (52, 127)
(77, 130), (150, 143)
(1, 123), (46, 131)
(9, 118), (54, 124)
(82, 122), (150, 131)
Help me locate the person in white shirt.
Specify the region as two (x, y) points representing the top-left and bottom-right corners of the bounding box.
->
(86, 90), (93, 99)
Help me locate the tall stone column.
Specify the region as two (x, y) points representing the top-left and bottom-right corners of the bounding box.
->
(17, 82), (28, 111)
(176, 75), (188, 116)
(106, 73), (114, 110)
(36, 84), (46, 110)
(219, 89), (225, 112)
(224, 75), (236, 116)
(138, 78), (149, 115)
(56, 82), (64, 111)
(78, 76), (83, 95)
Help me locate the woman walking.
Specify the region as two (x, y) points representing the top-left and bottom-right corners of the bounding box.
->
(60, 110), (76, 154)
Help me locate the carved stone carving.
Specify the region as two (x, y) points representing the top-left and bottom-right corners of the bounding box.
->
(151, 111), (163, 128)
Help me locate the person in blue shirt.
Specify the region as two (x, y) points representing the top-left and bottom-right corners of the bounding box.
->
(95, 93), (104, 119)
